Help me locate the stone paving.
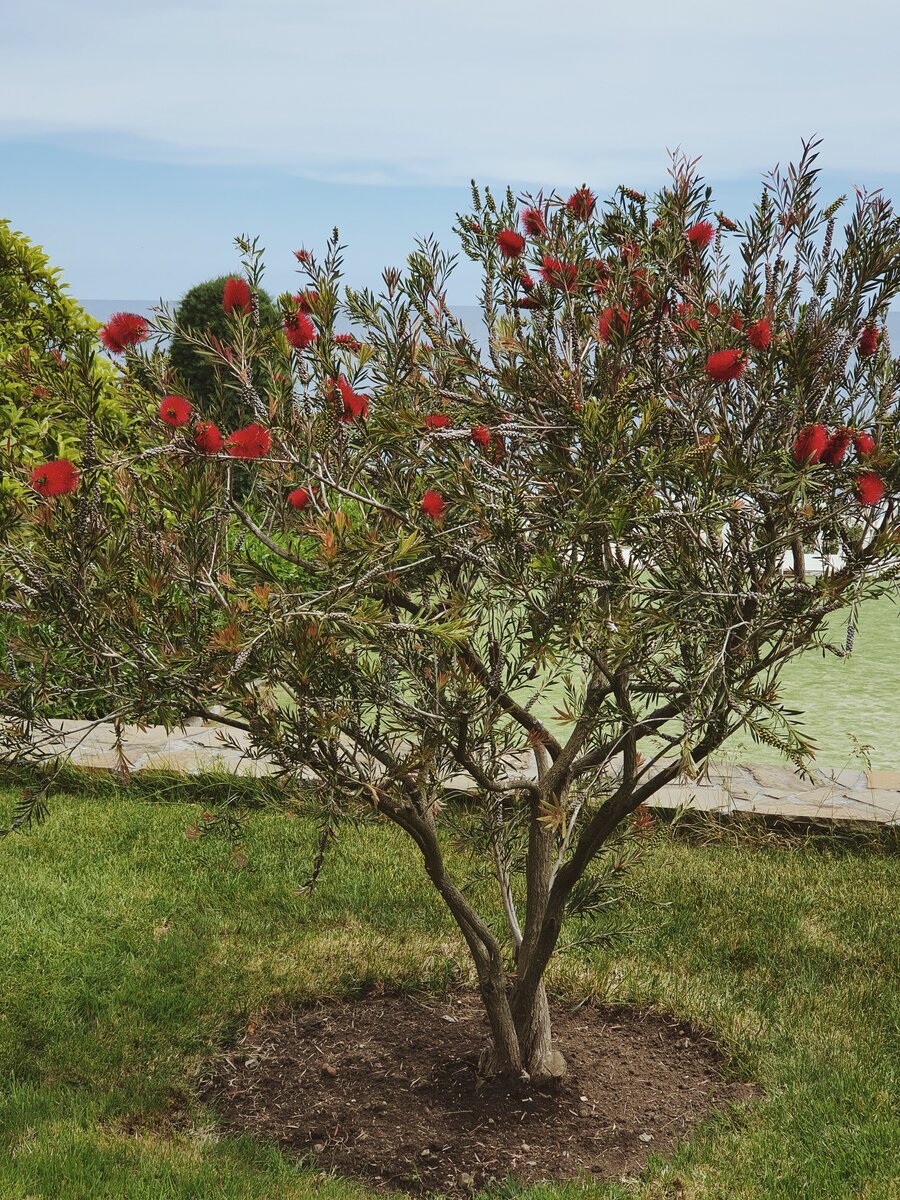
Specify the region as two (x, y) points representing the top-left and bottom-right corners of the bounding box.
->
(6, 717), (900, 825)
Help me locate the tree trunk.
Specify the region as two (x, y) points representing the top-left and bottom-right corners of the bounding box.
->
(513, 977), (565, 1080)
(479, 973), (564, 1081)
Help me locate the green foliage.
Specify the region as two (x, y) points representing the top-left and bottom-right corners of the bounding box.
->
(0, 220), (128, 504)
(3, 145), (900, 1076)
(168, 275), (277, 429)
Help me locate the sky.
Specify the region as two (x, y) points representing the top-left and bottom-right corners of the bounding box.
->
(3, 0), (900, 308)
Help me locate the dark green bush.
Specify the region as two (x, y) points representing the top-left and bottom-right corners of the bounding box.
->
(168, 275), (277, 429)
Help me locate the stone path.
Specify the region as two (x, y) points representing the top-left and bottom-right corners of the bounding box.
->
(8, 718), (900, 825)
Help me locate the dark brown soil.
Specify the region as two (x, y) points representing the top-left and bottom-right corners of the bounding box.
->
(201, 990), (758, 1195)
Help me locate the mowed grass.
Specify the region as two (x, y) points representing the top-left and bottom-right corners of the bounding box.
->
(0, 784), (898, 1200)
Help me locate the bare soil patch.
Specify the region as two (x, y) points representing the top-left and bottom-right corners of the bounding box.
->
(202, 990), (758, 1195)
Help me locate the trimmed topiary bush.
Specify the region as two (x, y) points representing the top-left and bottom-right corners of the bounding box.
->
(168, 275), (278, 428)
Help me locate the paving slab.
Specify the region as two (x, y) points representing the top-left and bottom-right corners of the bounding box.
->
(3, 719), (897, 824)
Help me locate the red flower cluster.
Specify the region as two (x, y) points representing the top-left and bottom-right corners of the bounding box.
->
(858, 326), (881, 357)
(855, 471), (885, 506)
(99, 312), (149, 354)
(159, 394), (193, 427)
(540, 255), (578, 291)
(686, 221), (715, 249)
(793, 424), (879, 470)
(30, 459), (79, 498)
(598, 306), (631, 343)
(820, 426), (854, 466)
(566, 187), (596, 221)
(471, 425), (491, 449)
(334, 375), (369, 422)
(293, 248), (312, 264)
(288, 486), (312, 511)
(284, 311), (317, 350)
(194, 421), (223, 454)
(705, 349), (746, 382)
(421, 490), (446, 521)
(854, 431), (876, 457)
(496, 229), (525, 259)
(792, 424), (829, 465)
(426, 413), (453, 430)
(226, 423), (271, 459)
(223, 277), (252, 315)
(746, 318), (772, 350)
(521, 207), (546, 236)
(520, 272), (535, 293)
(335, 333), (362, 352)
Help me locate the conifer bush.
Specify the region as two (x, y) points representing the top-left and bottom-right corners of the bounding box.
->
(168, 272), (278, 428)
(2, 145), (899, 1080)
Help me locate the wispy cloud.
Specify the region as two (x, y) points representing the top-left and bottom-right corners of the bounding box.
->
(3, 0), (898, 188)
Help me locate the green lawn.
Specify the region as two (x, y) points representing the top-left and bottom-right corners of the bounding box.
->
(721, 594), (900, 771)
(0, 786), (898, 1199)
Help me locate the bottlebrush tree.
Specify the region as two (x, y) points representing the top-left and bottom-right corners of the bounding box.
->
(2, 145), (899, 1080)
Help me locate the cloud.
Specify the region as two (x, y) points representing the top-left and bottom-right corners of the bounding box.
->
(2, 0), (898, 188)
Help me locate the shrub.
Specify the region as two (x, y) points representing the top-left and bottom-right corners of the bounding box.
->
(2, 146), (899, 1080)
(168, 272), (278, 428)
(0, 220), (127, 519)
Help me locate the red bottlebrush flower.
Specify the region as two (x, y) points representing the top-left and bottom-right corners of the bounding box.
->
(598, 306), (631, 343)
(686, 220), (715, 249)
(521, 207), (546, 236)
(520, 272), (535, 293)
(705, 349), (746, 382)
(540, 255), (578, 291)
(630, 269), (652, 307)
(226, 423), (271, 460)
(159, 394), (193, 427)
(287, 486), (312, 511)
(854, 431), (876, 458)
(707, 302), (720, 318)
(295, 289), (319, 313)
(223, 277), (252, 315)
(566, 187), (596, 220)
(792, 423), (829, 465)
(335, 375), (369, 422)
(730, 313), (744, 332)
(284, 311), (317, 350)
(194, 420), (223, 454)
(426, 413), (453, 430)
(497, 229), (525, 259)
(294, 248), (312, 263)
(517, 296), (542, 310)
(855, 471), (886, 506)
(677, 302), (699, 332)
(858, 326), (881, 357)
(421, 490), (446, 521)
(821, 426), (853, 466)
(99, 311), (148, 354)
(30, 459), (79, 498)
(718, 214), (738, 232)
(747, 319), (772, 350)
(335, 333), (362, 352)
(471, 424), (492, 449)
